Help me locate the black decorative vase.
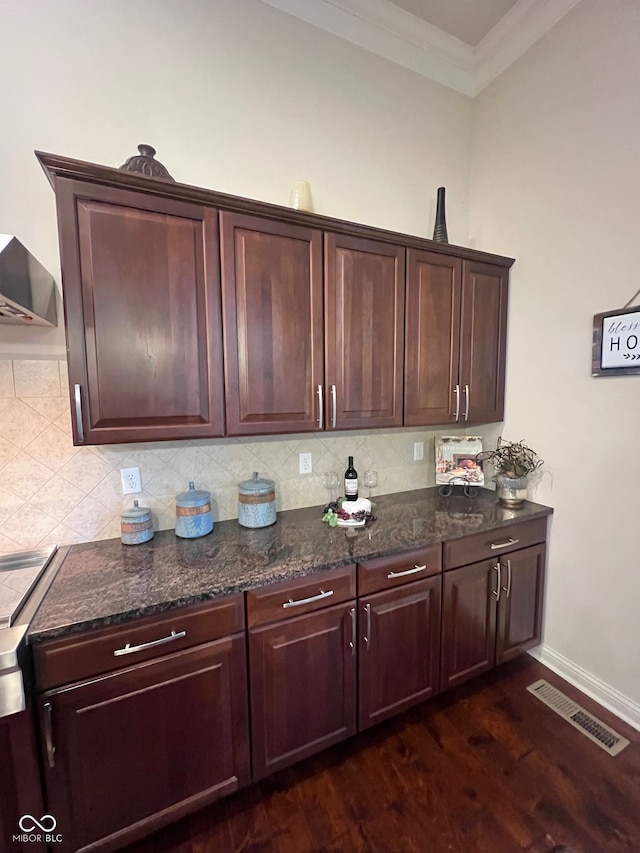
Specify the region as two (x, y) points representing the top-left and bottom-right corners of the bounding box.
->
(432, 186), (449, 243)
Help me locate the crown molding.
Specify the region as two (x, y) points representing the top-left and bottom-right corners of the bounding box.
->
(260, 0), (583, 97)
(472, 0), (584, 95)
(261, 0), (475, 96)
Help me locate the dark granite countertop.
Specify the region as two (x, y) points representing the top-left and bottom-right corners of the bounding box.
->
(28, 487), (553, 643)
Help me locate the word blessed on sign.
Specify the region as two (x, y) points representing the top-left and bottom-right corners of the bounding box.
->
(592, 306), (640, 376)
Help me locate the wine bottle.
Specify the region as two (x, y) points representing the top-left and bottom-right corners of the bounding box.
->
(344, 456), (358, 501)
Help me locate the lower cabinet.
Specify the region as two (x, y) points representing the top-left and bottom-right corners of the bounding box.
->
(441, 541), (546, 691)
(0, 701), (47, 853)
(249, 602), (357, 779)
(34, 599), (249, 853)
(27, 517), (549, 852)
(358, 576), (441, 730)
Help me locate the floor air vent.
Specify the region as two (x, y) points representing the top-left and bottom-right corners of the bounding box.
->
(527, 679), (630, 756)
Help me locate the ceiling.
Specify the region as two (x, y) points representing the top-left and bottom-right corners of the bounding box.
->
(388, 0), (520, 47)
(260, 0), (582, 96)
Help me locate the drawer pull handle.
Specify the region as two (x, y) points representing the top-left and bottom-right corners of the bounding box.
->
(490, 537), (519, 550)
(282, 589), (334, 609)
(113, 629), (186, 656)
(387, 563), (427, 579)
(44, 701), (55, 768)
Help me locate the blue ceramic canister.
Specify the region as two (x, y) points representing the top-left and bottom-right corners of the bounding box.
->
(120, 500), (154, 545)
(175, 481), (213, 539)
(238, 472), (277, 528)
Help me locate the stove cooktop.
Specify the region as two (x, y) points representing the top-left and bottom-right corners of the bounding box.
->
(0, 546), (58, 629)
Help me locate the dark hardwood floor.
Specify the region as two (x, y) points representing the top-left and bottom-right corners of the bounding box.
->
(124, 657), (640, 853)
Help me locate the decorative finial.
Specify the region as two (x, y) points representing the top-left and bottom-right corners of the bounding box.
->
(119, 144), (175, 181)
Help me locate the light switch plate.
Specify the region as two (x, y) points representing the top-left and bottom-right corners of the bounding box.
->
(413, 441), (424, 462)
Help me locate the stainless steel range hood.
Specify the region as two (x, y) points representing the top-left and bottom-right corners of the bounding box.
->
(0, 234), (58, 326)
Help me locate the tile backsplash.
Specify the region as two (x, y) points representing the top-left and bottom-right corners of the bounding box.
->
(0, 359), (470, 555)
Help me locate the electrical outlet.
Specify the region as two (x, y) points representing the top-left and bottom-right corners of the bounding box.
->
(299, 452), (312, 475)
(121, 466), (142, 495)
(413, 441), (424, 462)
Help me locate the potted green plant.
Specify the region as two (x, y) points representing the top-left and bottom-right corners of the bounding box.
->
(476, 438), (543, 507)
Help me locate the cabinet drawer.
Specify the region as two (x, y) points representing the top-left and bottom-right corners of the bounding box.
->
(33, 593), (245, 691)
(357, 545), (441, 596)
(443, 517), (548, 570)
(246, 564), (356, 628)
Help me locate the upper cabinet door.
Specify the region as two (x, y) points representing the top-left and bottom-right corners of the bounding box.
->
(325, 234), (405, 430)
(220, 213), (324, 436)
(56, 179), (225, 445)
(404, 249), (462, 426)
(459, 260), (509, 424)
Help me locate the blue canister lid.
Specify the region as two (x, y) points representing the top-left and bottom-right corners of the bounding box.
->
(238, 471), (275, 496)
(121, 499), (152, 523)
(176, 481), (211, 508)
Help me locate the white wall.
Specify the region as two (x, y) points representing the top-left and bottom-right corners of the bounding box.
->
(0, 6), (471, 551)
(470, 0), (640, 717)
(0, 0), (471, 356)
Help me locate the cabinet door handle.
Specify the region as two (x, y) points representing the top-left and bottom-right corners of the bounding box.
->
(317, 384), (324, 430)
(453, 384), (460, 421)
(282, 589), (334, 609)
(74, 383), (85, 442)
(113, 629), (186, 656)
(502, 559), (512, 597)
(348, 607), (356, 655)
(363, 603), (371, 650)
(387, 563), (427, 579)
(490, 537), (520, 550)
(493, 562), (502, 603)
(331, 384), (337, 428)
(44, 701), (56, 768)
(463, 384), (470, 421)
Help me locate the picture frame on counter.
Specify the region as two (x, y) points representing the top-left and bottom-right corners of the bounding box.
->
(592, 305), (640, 377)
(435, 436), (484, 487)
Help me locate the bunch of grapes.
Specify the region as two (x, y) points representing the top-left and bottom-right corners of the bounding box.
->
(322, 501), (375, 527)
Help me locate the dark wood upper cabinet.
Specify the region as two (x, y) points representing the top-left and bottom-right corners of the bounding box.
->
(405, 252), (508, 427)
(220, 212), (324, 435)
(38, 151), (514, 443)
(459, 260), (509, 424)
(405, 249), (462, 426)
(55, 179), (225, 444)
(325, 234), (405, 430)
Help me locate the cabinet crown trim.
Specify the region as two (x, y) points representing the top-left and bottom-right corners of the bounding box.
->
(35, 150), (514, 268)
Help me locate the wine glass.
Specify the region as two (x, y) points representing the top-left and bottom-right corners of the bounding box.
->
(363, 470), (378, 504)
(323, 470), (339, 504)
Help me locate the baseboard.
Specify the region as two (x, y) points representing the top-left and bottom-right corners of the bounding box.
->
(528, 644), (640, 733)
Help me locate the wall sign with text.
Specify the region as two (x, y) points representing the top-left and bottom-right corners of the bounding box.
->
(592, 306), (640, 376)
